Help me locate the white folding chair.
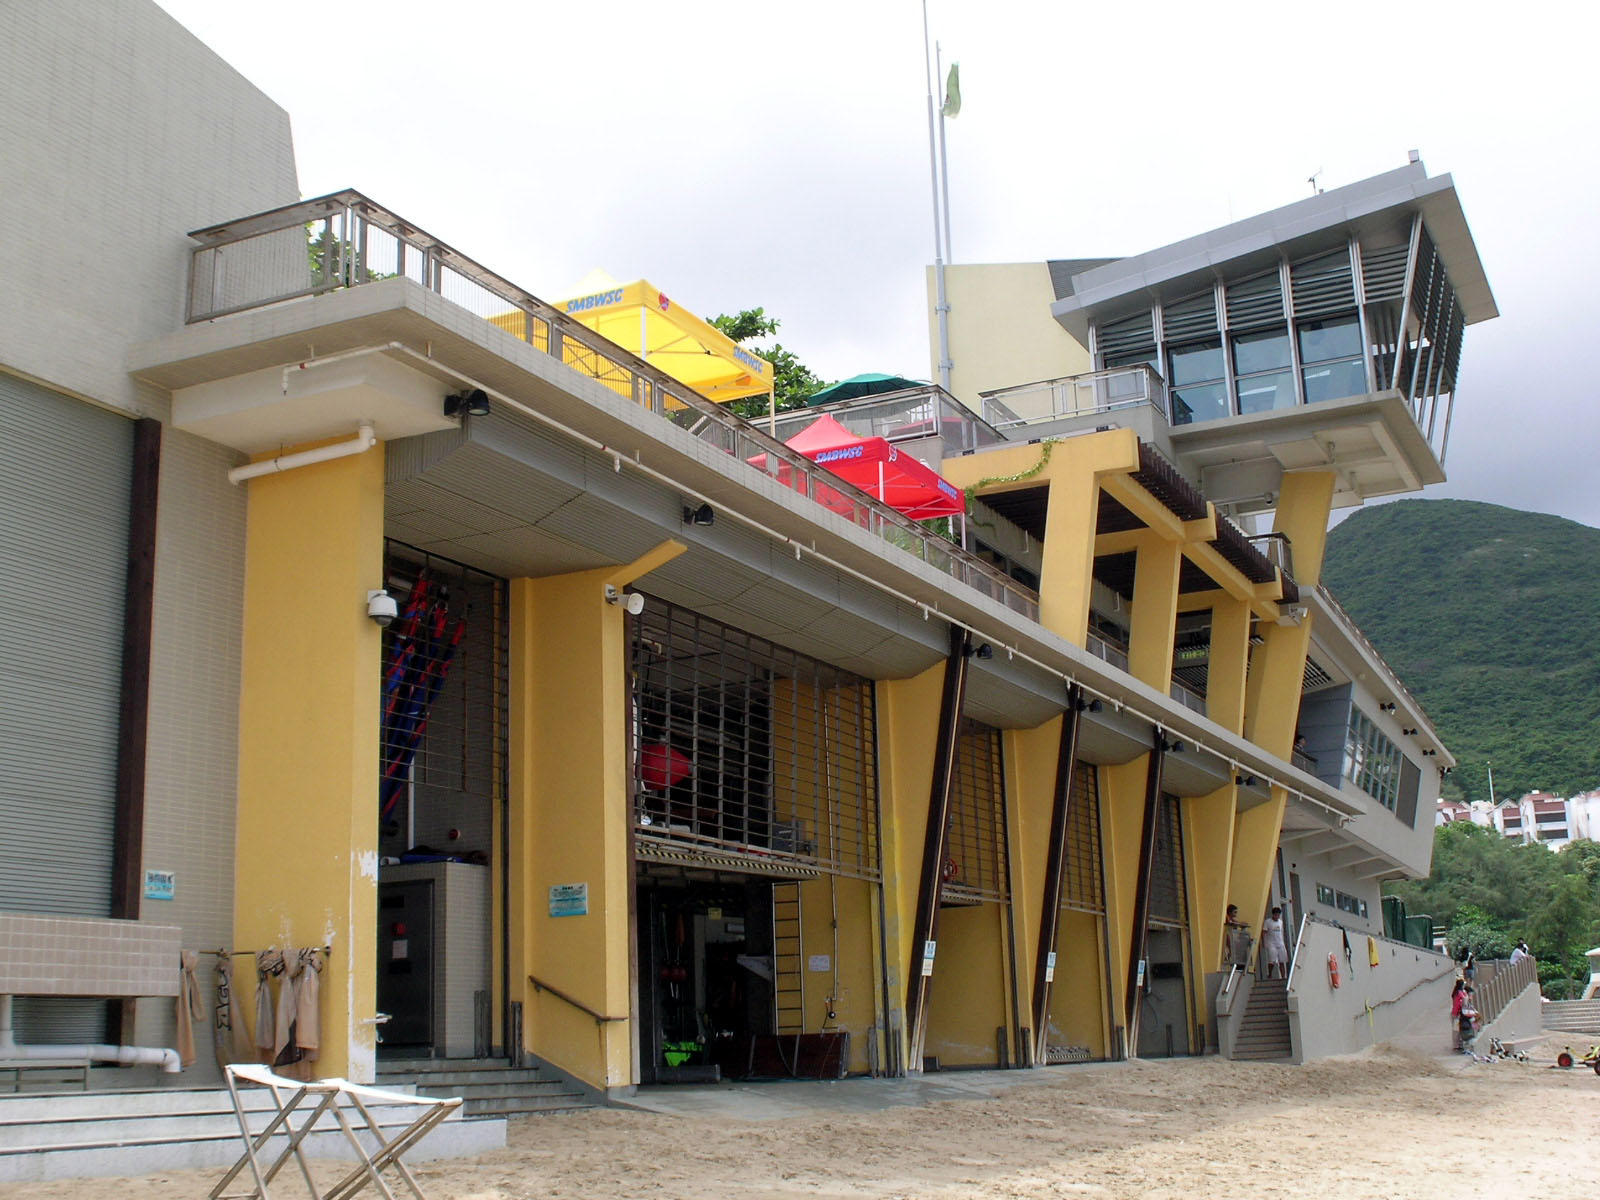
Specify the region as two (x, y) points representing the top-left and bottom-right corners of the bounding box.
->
(212, 1063), (463, 1200)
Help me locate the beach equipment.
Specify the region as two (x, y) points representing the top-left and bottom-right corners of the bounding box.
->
(805, 372), (927, 407)
(380, 575), (467, 822)
(212, 1062), (462, 1199)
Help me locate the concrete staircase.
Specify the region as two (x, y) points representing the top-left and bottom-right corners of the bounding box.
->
(1542, 998), (1600, 1036)
(377, 1057), (592, 1118)
(1231, 978), (1293, 1061)
(0, 1080), (505, 1184)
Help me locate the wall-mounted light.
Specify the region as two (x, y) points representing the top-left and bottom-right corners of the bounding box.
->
(682, 502), (715, 527)
(366, 589), (398, 628)
(1421, 748), (1437, 757)
(1378, 701), (1397, 712)
(603, 584), (645, 616)
(1402, 727), (1418, 736)
(1077, 697), (1104, 714)
(443, 389), (491, 418)
(965, 641), (993, 660)
(1235, 775), (1258, 787)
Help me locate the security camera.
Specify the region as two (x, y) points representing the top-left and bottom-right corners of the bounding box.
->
(367, 589), (398, 628)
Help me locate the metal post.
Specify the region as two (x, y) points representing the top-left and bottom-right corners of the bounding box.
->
(921, 1), (952, 392)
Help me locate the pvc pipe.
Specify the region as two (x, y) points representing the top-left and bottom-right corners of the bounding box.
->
(228, 421), (376, 485)
(0, 994), (182, 1073)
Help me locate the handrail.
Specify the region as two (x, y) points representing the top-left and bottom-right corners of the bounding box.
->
(1348, 958), (1457, 1024)
(182, 190), (1039, 621)
(1284, 912), (1311, 991)
(528, 974), (626, 1027)
(1474, 955), (1539, 1027)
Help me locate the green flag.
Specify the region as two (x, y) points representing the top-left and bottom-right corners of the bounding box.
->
(940, 63), (961, 118)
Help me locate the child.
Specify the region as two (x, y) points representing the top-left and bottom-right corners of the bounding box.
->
(1458, 987), (1479, 1056)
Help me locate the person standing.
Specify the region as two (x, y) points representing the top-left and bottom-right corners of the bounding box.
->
(1461, 946), (1477, 982)
(1223, 904), (1250, 968)
(1509, 939), (1530, 966)
(1450, 979), (1467, 1050)
(1260, 906), (1288, 979)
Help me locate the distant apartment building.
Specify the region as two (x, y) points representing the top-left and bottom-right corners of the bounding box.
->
(1438, 790), (1600, 849)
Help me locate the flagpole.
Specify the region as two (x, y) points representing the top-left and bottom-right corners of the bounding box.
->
(922, 0), (952, 392)
(936, 41), (953, 264)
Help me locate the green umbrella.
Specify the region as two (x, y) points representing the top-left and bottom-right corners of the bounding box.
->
(806, 372), (929, 407)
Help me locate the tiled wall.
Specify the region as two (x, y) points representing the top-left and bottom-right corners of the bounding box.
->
(131, 425), (248, 1078)
(0, 913), (180, 997)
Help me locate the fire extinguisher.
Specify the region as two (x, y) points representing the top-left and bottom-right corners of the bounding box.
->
(1327, 953), (1341, 988)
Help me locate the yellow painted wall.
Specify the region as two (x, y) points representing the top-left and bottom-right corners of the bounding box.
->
(875, 663), (949, 1070)
(928, 263), (1092, 409)
(797, 875), (882, 1074)
(234, 443), (385, 1081)
(508, 570), (633, 1088)
(1045, 909), (1108, 1059)
(923, 901), (1010, 1066)
(1097, 759), (1146, 1051)
(1183, 785), (1237, 980)
(1002, 718), (1063, 1054)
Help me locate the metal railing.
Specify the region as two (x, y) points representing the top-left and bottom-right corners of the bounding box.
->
(770, 385), (1006, 460)
(1247, 532), (1296, 581)
(184, 191), (1038, 620)
(1085, 630), (1129, 672)
(978, 365), (1171, 432)
(1169, 677), (1207, 715)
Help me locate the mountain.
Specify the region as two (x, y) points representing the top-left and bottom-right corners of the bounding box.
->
(1321, 499), (1600, 804)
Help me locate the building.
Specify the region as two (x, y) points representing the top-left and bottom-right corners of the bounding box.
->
(1, 0), (1484, 1111)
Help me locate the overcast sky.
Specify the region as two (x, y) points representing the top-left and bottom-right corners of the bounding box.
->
(154, 0), (1597, 530)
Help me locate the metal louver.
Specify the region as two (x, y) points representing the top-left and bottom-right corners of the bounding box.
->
(1223, 272), (1284, 331)
(1360, 243), (1410, 302)
(1160, 290), (1219, 344)
(1096, 309), (1156, 360)
(1290, 250), (1356, 319)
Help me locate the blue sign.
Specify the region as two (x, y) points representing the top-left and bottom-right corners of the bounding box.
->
(565, 289), (624, 313)
(143, 869), (175, 901)
(549, 882), (589, 917)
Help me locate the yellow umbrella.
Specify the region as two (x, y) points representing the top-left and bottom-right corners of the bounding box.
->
(490, 272), (773, 411)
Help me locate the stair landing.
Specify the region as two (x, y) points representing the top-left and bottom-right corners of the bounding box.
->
(1231, 977), (1293, 1061)
(376, 1056), (593, 1118)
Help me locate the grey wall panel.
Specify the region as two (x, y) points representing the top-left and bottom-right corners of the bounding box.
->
(0, 374), (132, 919)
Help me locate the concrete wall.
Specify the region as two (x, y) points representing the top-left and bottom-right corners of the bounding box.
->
(0, 0), (299, 416)
(928, 264), (1091, 410)
(1287, 918), (1454, 1061)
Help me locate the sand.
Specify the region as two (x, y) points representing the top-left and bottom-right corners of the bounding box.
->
(4, 1044), (1594, 1199)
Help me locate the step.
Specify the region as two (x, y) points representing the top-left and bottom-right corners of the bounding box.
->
(383, 1069), (554, 1088)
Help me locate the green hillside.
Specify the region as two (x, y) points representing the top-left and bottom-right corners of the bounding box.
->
(1322, 499), (1600, 804)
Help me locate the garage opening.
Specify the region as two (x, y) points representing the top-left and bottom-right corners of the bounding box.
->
(1136, 794), (1194, 1058)
(374, 541), (508, 1061)
(629, 598), (883, 1083)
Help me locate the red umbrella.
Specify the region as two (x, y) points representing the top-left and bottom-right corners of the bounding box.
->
(753, 415), (965, 521)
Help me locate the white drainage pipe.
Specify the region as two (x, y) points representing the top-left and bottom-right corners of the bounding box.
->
(0, 994), (182, 1073)
(228, 421), (377, 485)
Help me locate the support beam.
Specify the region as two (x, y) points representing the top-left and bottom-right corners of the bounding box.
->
(1123, 731), (1167, 1046)
(904, 624), (971, 1069)
(1206, 595), (1251, 736)
(1126, 538), (1183, 691)
(1029, 684), (1084, 1064)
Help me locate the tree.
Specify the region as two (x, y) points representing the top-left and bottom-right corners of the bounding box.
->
(710, 308), (827, 419)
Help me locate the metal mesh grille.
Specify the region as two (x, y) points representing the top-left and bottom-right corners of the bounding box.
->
(1147, 795), (1188, 930)
(1060, 762), (1104, 915)
(630, 598), (880, 880)
(942, 719), (1008, 903)
(379, 541), (508, 857)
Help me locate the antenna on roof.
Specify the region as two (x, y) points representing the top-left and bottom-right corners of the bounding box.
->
(1308, 168), (1323, 196)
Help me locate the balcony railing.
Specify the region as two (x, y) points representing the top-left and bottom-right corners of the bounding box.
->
(769, 386), (1006, 461)
(978, 365), (1171, 432)
(183, 191), (1039, 621)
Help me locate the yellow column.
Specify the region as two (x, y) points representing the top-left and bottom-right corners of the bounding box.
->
(1206, 596), (1251, 736)
(940, 429), (1139, 647)
(234, 444), (385, 1082)
(875, 663), (949, 1072)
(1234, 469), (1336, 936)
(1126, 537), (1182, 690)
(508, 570), (634, 1089)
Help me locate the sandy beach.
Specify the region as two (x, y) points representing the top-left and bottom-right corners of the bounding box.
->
(4, 1044), (1593, 1200)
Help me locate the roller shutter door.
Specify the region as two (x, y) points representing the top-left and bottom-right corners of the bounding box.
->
(0, 372), (130, 1040)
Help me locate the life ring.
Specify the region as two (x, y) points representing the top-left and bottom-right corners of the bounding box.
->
(1327, 953), (1341, 988)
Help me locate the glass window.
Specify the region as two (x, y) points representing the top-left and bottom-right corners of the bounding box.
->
(1169, 341), (1223, 386)
(1233, 328), (1291, 375)
(1171, 381), (1228, 424)
(1236, 371), (1295, 414)
(1299, 317), (1362, 363)
(1303, 360), (1369, 404)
